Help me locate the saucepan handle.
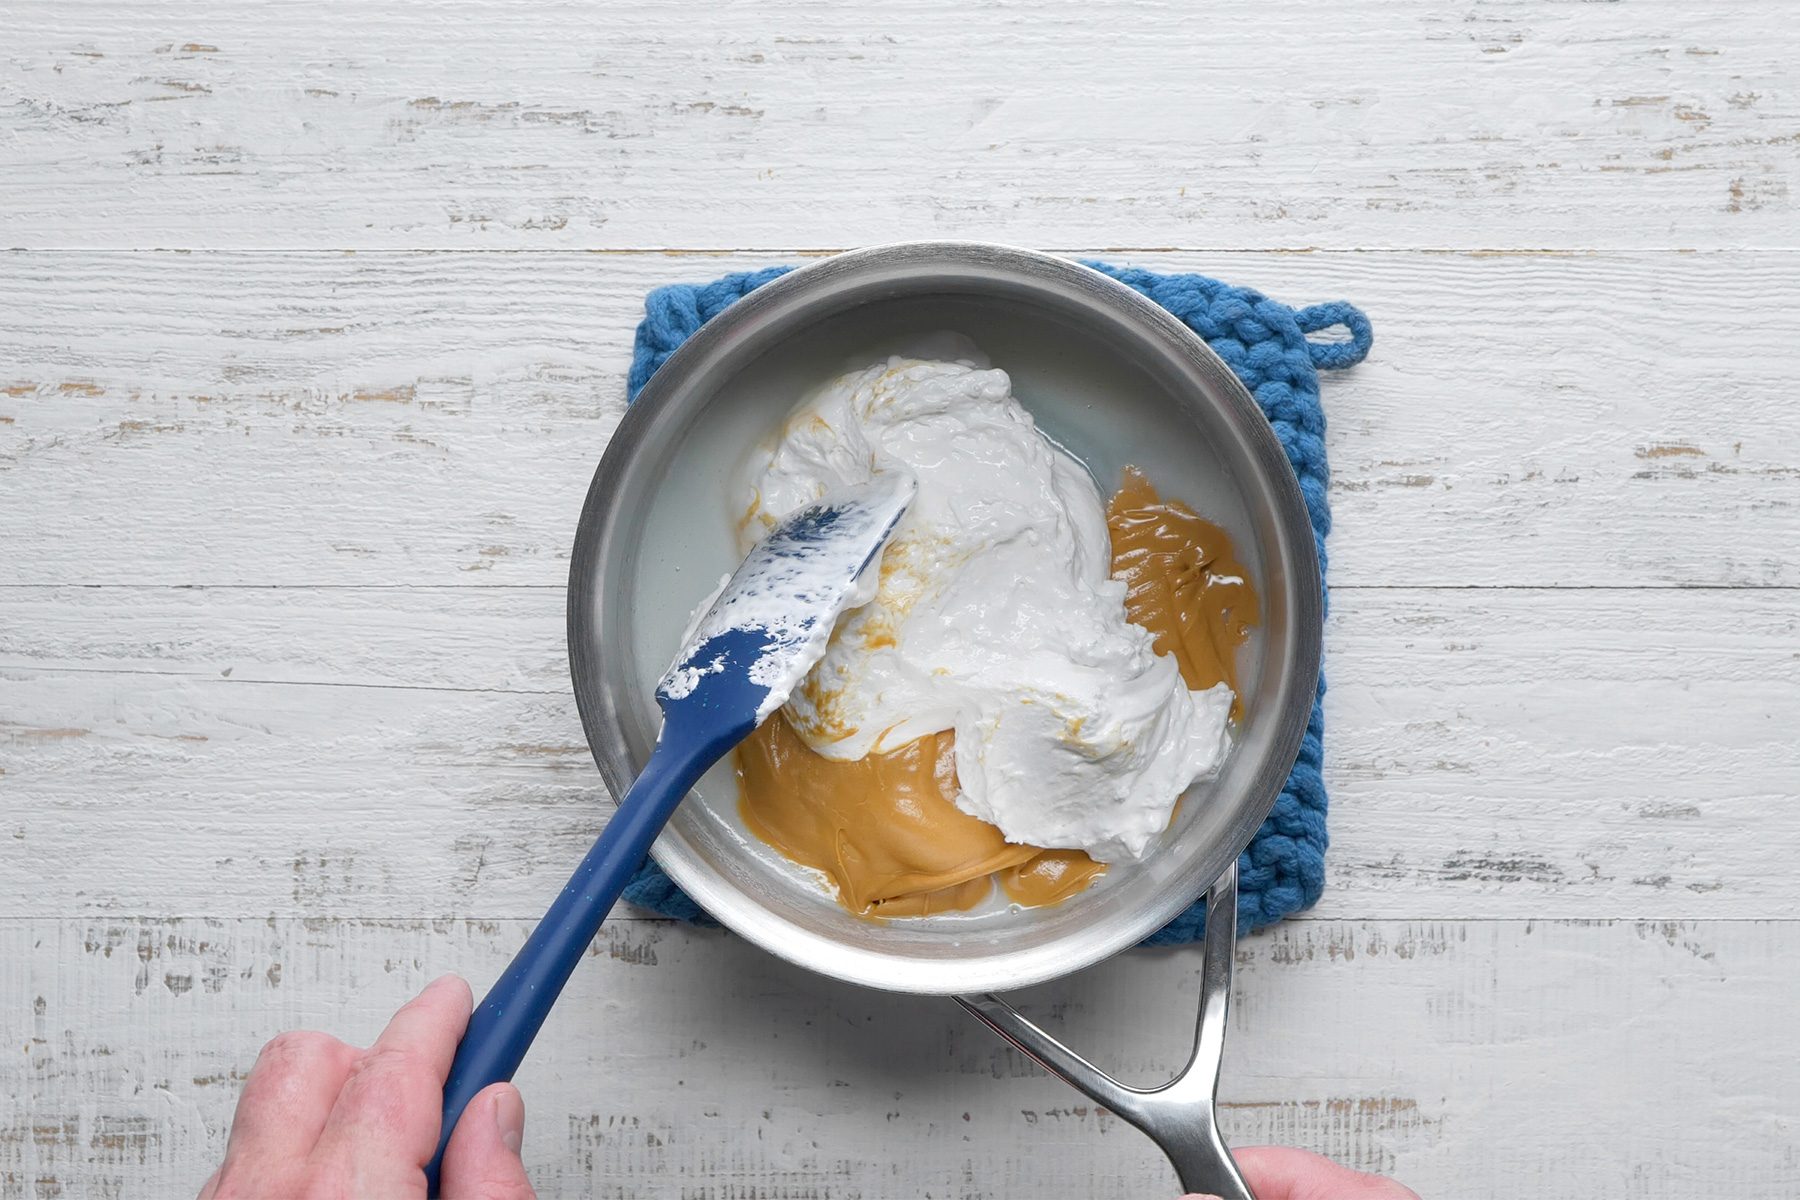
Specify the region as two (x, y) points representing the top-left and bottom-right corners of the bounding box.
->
(956, 862), (1253, 1199)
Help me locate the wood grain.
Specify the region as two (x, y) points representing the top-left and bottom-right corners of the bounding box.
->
(3, 586), (1794, 920)
(5, 917), (1794, 1199)
(3, 1), (1796, 250)
(4, 250), (1796, 588)
(6, 5), (1798, 1195)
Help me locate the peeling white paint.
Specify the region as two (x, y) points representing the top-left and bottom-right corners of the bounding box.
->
(2, 3), (1798, 1196)
(1, 2), (1795, 249)
(1, 918), (1795, 1198)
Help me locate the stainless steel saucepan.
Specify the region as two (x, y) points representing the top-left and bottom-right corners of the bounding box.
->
(567, 242), (1323, 1198)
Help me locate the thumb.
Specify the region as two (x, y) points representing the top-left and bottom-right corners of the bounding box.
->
(440, 1083), (535, 1200)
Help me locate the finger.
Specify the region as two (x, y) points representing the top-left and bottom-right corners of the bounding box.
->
(214, 1030), (359, 1180)
(309, 974), (474, 1191)
(1235, 1145), (1420, 1200)
(441, 1083), (534, 1200)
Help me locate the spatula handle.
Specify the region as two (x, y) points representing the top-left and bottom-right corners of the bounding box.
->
(423, 731), (715, 1195)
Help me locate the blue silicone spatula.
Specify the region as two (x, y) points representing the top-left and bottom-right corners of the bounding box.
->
(425, 473), (915, 1192)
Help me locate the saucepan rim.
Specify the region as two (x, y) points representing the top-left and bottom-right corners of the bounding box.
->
(567, 240), (1321, 994)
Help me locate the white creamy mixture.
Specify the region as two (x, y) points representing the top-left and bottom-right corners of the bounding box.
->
(661, 473), (914, 723)
(739, 355), (1233, 863)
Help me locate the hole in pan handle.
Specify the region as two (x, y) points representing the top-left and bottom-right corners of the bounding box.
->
(955, 862), (1254, 1200)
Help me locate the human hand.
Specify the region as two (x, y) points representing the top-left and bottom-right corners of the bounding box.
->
(199, 975), (535, 1200)
(1183, 1145), (1420, 1200)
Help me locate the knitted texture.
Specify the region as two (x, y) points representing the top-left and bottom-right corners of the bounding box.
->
(620, 262), (1371, 940)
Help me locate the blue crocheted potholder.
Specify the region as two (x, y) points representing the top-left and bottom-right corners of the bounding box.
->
(618, 261), (1372, 941)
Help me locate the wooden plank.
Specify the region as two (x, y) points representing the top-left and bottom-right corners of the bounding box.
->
(3, 586), (1794, 919)
(4, 917), (1794, 1198)
(3, 2), (1796, 251)
(6, 6), (1792, 1200)
(3, 250), (1797, 589)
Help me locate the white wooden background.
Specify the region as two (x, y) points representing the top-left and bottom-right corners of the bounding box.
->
(3, 2), (1798, 1196)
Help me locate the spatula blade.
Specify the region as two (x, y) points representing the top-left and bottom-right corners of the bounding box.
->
(655, 472), (915, 733)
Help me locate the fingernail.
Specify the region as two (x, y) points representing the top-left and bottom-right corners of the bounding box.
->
(492, 1086), (525, 1154)
(423, 974), (470, 1004)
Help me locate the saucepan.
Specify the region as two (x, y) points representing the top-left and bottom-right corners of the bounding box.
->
(566, 242), (1322, 1198)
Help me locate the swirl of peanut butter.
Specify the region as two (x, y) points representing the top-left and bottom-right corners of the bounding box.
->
(1107, 466), (1258, 709)
(736, 466), (1256, 917)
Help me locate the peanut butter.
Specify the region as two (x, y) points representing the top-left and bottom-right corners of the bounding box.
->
(736, 713), (1039, 917)
(998, 850), (1109, 907)
(1107, 466), (1259, 713)
(736, 465), (1256, 917)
